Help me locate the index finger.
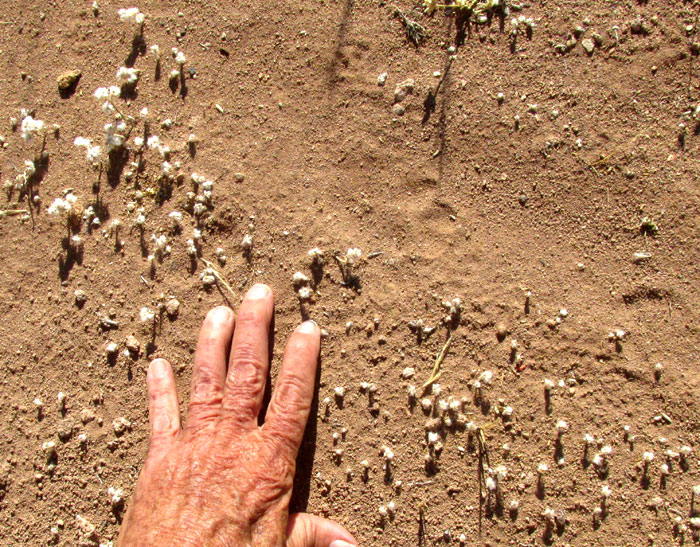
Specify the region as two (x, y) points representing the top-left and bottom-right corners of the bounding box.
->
(262, 320), (320, 459)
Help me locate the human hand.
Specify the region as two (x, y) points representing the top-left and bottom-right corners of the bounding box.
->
(117, 284), (356, 547)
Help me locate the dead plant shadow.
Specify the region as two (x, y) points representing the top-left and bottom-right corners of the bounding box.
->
(58, 236), (83, 281)
(421, 17), (454, 180)
(23, 150), (50, 223)
(125, 32), (146, 68)
(107, 148), (129, 188)
(326, 0), (354, 88)
(454, 9), (472, 46)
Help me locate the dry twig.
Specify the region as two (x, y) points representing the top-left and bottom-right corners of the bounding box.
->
(201, 258), (236, 299)
(422, 335), (453, 389)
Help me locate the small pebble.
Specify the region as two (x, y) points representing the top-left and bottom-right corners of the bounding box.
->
(80, 408), (96, 424)
(56, 70), (81, 94)
(74, 290), (87, 306)
(393, 78), (414, 103)
(57, 419), (74, 442)
(496, 323), (508, 341)
(166, 298), (180, 318)
(125, 335), (140, 355)
(581, 38), (595, 54)
(113, 417), (132, 436)
(632, 251), (652, 264)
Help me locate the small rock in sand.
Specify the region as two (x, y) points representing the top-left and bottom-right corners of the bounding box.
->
(166, 298), (180, 318)
(57, 70), (81, 95)
(125, 335), (140, 355)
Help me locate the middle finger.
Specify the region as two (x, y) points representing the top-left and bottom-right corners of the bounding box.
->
(222, 283), (274, 426)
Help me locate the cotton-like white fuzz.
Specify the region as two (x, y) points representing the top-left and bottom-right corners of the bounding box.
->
(21, 115), (44, 142)
(116, 66), (140, 85)
(139, 307), (155, 323)
(118, 7), (144, 25)
(47, 193), (77, 216)
(346, 247), (362, 265)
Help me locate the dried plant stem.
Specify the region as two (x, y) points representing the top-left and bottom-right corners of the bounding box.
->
(0, 209), (29, 218)
(476, 426), (490, 536)
(201, 258), (236, 299)
(422, 335), (452, 389)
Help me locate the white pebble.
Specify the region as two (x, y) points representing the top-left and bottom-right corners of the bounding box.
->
(401, 367), (415, 379)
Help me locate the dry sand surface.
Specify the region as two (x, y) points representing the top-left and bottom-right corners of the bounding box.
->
(0, 0), (699, 545)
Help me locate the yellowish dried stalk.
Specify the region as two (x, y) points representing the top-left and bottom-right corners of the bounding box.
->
(422, 335), (452, 389)
(201, 258), (236, 299)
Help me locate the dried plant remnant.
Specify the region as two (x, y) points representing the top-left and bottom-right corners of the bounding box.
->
(394, 8), (426, 47)
(422, 336), (452, 389)
(334, 247), (362, 286)
(118, 6), (144, 25)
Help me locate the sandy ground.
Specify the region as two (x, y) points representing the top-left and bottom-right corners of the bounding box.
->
(0, 0), (699, 545)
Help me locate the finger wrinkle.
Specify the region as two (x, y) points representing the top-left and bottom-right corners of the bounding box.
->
(189, 390), (224, 411)
(184, 416), (220, 436)
(188, 395), (223, 415)
(191, 367), (222, 388)
(272, 373), (310, 411)
(265, 415), (303, 450)
(264, 426), (300, 466)
(229, 345), (266, 389)
(267, 403), (311, 439)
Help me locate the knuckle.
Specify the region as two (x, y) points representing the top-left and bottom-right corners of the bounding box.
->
(229, 346), (266, 393)
(186, 399), (221, 426)
(151, 411), (179, 438)
(190, 378), (224, 406)
(192, 364), (222, 390)
(146, 437), (170, 459)
(275, 373), (310, 411)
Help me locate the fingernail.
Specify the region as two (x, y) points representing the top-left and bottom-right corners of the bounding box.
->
(150, 359), (169, 379)
(208, 306), (232, 324)
(297, 320), (319, 334)
(329, 541), (356, 547)
(245, 283), (270, 300)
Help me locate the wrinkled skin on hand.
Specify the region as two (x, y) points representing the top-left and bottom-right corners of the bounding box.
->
(117, 284), (356, 547)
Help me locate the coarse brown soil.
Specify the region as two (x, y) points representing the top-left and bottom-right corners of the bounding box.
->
(1, 0), (699, 545)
